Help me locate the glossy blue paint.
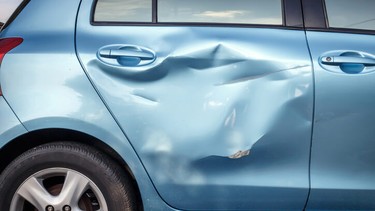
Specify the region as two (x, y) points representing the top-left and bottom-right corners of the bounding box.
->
(0, 97), (26, 146)
(306, 31), (375, 210)
(6, 0), (375, 210)
(0, 1), (174, 210)
(76, 0), (314, 209)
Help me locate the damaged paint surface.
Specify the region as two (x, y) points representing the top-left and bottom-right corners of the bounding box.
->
(229, 149), (250, 159)
(76, 9), (314, 209)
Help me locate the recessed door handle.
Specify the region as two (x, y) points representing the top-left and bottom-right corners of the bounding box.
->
(322, 56), (375, 66)
(97, 45), (157, 67)
(99, 49), (155, 60)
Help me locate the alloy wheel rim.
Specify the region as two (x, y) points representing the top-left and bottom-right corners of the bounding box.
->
(10, 167), (108, 211)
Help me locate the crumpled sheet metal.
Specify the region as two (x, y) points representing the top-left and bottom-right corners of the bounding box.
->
(90, 42), (311, 158)
(82, 27), (313, 209)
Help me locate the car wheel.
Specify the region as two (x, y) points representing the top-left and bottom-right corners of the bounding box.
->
(0, 142), (139, 211)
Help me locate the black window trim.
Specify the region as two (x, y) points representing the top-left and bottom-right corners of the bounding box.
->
(152, 0), (157, 23)
(90, 0), (304, 30)
(284, 0), (304, 28)
(302, 0), (375, 35)
(1, 0), (30, 31)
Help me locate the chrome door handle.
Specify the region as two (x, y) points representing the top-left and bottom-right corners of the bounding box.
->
(321, 56), (375, 66)
(97, 45), (157, 67)
(99, 49), (154, 60)
(319, 51), (375, 74)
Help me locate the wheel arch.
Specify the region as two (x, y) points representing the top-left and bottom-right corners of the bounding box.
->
(0, 128), (144, 209)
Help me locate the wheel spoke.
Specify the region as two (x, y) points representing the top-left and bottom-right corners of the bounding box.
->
(17, 177), (53, 210)
(59, 170), (90, 205)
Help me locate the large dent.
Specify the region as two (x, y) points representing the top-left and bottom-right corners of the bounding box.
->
(89, 43), (311, 158)
(78, 26), (313, 209)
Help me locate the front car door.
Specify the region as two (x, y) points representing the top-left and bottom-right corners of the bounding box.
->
(76, 0), (313, 210)
(303, 0), (375, 209)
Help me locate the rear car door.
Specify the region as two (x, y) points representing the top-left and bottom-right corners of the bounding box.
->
(76, 0), (313, 210)
(303, 0), (375, 209)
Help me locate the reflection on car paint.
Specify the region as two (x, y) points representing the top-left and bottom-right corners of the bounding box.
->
(76, 24), (314, 208)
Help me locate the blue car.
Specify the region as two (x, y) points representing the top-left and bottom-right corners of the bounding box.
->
(1, 0), (375, 210)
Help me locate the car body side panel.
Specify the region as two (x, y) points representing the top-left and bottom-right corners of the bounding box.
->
(0, 97), (26, 146)
(306, 31), (375, 210)
(77, 0), (314, 209)
(0, 1), (175, 210)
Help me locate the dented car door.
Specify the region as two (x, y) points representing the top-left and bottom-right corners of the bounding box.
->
(76, 0), (313, 210)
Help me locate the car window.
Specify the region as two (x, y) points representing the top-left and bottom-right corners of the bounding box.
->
(94, 0), (283, 25)
(158, 0), (282, 25)
(0, 0), (25, 31)
(94, 0), (152, 22)
(0, 0), (23, 23)
(325, 0), (375, 31)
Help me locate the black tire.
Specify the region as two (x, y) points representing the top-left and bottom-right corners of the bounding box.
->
(0, 142), (139, 211)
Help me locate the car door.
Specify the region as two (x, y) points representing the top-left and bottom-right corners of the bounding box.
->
(76, 0), (313, 210)
(303, 0), (375, 210)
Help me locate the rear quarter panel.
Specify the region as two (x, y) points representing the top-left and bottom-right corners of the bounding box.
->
(0, 0), (174, 210)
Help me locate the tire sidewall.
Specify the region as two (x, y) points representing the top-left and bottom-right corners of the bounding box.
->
(0, 143), (132, 211)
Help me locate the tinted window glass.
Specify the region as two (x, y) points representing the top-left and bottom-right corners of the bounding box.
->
(158, 0), (283, 25)
(94, 0), (152, 22)
(325, 0), (375, 30)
